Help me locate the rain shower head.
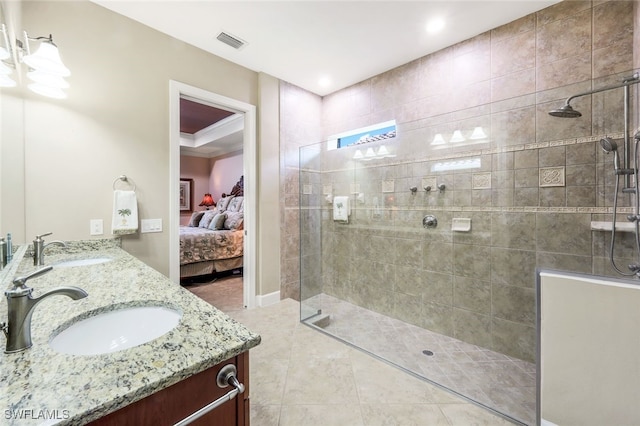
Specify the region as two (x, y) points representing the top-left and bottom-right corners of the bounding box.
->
(548, 103), (582, 118)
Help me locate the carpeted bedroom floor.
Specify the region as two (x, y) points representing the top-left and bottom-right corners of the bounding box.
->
(182, 270), (244, 312)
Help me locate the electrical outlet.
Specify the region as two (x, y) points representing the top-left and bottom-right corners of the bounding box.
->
(90, 219), (103, 235)
(141, 219), (162, 233)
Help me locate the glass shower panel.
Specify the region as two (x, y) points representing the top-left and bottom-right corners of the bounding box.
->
(299, 117), (536, 425)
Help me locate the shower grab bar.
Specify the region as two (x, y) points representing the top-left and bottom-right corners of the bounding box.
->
(173, 364), (245, 426)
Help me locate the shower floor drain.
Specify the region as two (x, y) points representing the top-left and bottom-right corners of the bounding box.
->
(422, 350), (434, 356)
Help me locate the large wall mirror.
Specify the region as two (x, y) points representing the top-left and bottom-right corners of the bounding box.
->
(0, 0), (26, 256)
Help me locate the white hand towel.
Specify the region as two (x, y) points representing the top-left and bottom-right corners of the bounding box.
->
(333, 196), (350, 222)
(112, 190), (139, 235)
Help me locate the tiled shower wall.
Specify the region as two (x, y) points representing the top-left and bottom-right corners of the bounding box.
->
(281, 0), (640, 362)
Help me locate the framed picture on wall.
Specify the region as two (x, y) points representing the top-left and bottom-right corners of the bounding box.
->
(179, 178), (193, 212)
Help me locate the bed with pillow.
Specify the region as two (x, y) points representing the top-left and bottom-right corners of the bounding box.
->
(179, 179), (244, 279)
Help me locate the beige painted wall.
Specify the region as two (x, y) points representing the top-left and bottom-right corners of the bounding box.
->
(14, 1), (262, 277)
(210, 151), (243, 200)
(179, 155), (211, 226)
(257, 72), (281, 296)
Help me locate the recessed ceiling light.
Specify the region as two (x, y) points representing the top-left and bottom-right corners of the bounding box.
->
(318, 76), (331, 87)
(426, 18), (445, 34)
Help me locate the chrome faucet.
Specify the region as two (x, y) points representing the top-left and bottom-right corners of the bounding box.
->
(1, 266), (88, 353)
(33, 232), (67, 266)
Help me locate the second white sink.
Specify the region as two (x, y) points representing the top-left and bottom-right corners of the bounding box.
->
(54, 257), (112, 268)
(50, 305), (182, 356)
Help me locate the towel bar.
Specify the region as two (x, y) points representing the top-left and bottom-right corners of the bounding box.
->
(173, 364), (245, 426)
(112, 175), (136, 191)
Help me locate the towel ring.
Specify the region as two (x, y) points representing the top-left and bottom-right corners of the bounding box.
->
(112, 175), (136, 191)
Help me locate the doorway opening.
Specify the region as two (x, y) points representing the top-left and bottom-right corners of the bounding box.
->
(169, 80), (256, 310)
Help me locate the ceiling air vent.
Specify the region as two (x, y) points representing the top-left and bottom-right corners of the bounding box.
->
(216, 31), (247, 50)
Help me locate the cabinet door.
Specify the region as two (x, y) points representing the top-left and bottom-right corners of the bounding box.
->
(90, 352), (248, 426)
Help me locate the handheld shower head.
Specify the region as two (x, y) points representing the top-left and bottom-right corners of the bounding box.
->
(548, 103), (582, 118)
(600, 137), (618, 153)
(600, 137), (620, 171)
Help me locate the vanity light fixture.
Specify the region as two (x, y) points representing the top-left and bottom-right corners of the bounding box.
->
(0, 24), (71, 99)
(450, 130), (465, 143)
(353, 149), (364, 160)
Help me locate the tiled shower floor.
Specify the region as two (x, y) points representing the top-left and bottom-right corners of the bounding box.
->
(302, 294), (536, 425)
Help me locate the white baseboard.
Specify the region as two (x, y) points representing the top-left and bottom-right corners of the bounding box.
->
(256, 290), (281, 307)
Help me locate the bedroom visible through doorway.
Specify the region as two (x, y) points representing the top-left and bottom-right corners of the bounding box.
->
(169, 80), (257, 310)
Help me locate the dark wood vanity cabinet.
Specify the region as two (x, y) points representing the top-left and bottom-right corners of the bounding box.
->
(89, 352), (250, 426)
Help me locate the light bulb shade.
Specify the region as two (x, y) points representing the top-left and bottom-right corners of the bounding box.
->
(198, 193), (215, 208)
(352, 149), (363, 160)
(27, 70), (69, 88)
(431, 133), (446, 145)
(363, 147), (376, 160)
(0, 61), (12, 75)
(0, 74), (16, 87)
(450, 130), (465, 143)
(23, 41), (70, 76)
(470, 126), (488, 140)
(28, 83), (66, 99)
(377, 145), (390, 156)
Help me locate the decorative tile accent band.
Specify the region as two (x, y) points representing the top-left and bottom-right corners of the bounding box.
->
(295, 205), (634, 214)
(539, 167), (565, 187)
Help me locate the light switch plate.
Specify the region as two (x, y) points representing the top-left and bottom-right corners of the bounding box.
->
(141, 218), (162, 233)
(90, 219), (103, 235)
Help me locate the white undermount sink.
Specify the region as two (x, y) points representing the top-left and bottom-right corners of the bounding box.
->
(54, 257), (113, 268)
(49, 306), (182, 356)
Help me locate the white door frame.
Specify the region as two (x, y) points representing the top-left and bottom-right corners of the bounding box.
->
(169, 80), (256, 309)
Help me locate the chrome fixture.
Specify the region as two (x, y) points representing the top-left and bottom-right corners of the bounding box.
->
(550, 74), (640, 277)
(33, 232), (67, 266)
(437, 183), (446, 192)
(410, 186), (418, 193)
(423, 215), (438, 229)
(599, 137), (627, 175)
(0, 23), (70, 98)
(1, 266), (87, 353)
(548, 73), (640, 190)
(424, 186), (432, 192)
(174, 364), (245, 426)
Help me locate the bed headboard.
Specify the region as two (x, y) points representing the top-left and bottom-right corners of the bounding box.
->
(221, 176), (244, 198)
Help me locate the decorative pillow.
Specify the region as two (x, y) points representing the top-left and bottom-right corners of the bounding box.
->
(198, 210), (217, 228)
(224, 211), (244, 230)
(227, 196), (244, 212)
(215, 195), (235, 213)
(188, 211), (205, 227)
(208, 213), (227, 231)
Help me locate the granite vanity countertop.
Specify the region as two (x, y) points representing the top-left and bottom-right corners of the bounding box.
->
(0, 240), (261, 425)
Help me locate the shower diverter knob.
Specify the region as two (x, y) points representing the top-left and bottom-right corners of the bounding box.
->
(423, 215), (438, 229)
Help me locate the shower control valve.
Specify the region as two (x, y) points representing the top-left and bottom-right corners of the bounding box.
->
(627, 214), (640, 223)
(423, 215), (438, 229)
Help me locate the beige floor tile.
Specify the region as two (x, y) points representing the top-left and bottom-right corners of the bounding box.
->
(282, 357), (360, 405)
(360, 403), (452, 426)
(279, 404), (364, 426)
(439, 403), (514, 425)
(350, 349), (462, 405)
(190, 288), (523, 426)
(250, 357), (289, 406)
(249, 403), (280, 426)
